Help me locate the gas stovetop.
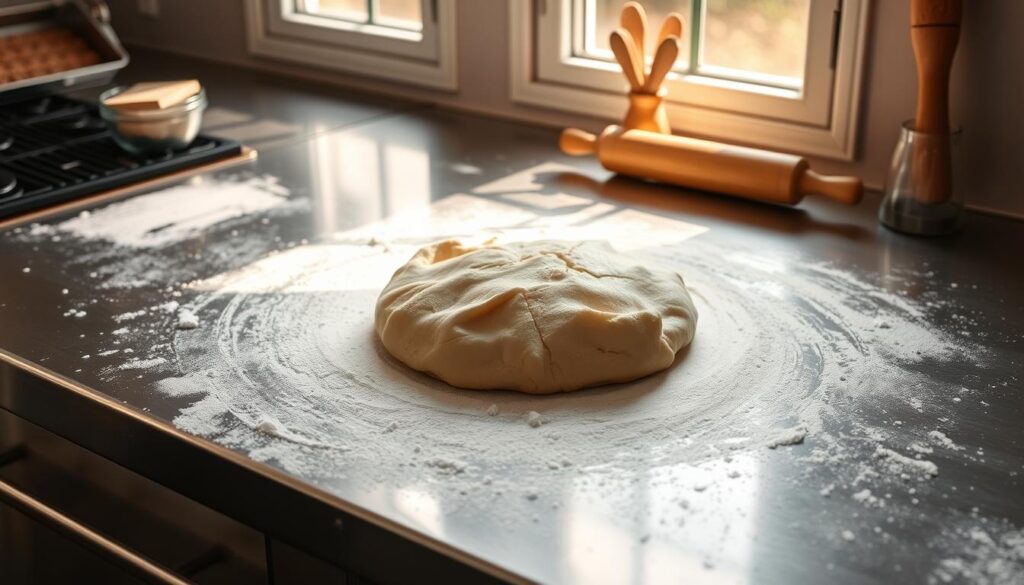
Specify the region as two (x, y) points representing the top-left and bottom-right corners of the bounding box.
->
(0, 94), (242, 220)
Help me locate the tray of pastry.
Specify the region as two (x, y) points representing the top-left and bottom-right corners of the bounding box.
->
(0, 0), (128, 104)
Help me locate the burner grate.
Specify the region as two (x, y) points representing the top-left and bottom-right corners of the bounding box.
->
(0, 94), (243, 219)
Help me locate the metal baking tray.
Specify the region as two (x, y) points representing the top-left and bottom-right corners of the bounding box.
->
(0, 0), (128, 104)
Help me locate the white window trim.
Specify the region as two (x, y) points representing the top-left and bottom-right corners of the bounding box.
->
(244, 0), (457, 91)
(511, 0), (872, 161)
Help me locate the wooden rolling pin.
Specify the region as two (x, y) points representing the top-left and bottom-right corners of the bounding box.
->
(561, 126), (863, 206)
(911, 0), (961, 204)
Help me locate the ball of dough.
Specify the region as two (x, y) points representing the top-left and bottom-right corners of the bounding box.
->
(374, 240), (698, 394)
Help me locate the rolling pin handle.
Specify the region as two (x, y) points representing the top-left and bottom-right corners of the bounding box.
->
(798, 169), (864, 206)
(560, 128), (598, 157)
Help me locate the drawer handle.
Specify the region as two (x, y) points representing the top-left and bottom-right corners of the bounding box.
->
(0, 477), (191, 585)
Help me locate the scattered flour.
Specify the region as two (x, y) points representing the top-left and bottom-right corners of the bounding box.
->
(157, 301), (180, 314)
(255, 415), (283, 437)
(874, 446), (939, 479)
(765, 425), (807, 449)
(114, 309), (147, 322)
(141, 225), (982, 531)
(426, 458), (467, 475)
(928, 430), (964, 451)
(929, 524), (1024, 585)
(852, 489), (884, 508)
(43, 175), (292, 248)
(909, 442), (935, 455)
(119, 357), (168, 370)
(176, 309), (200, 330)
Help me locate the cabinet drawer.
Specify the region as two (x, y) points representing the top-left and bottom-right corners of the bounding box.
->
(0, 409), (267, 584)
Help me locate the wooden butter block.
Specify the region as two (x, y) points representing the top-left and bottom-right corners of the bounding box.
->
(103, 79), (201, 111)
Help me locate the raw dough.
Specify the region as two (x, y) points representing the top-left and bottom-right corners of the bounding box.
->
(374, 240), (697, 394)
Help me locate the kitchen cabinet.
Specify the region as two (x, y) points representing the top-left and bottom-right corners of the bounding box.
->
(0, 409), (267, 584)
(1, 504), (145, 584)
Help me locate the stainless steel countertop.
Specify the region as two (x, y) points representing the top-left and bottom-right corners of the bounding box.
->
(1, 49), (1022, 584)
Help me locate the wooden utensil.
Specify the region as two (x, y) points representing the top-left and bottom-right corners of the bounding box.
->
(620, 2), (648, 62)
(610, 29), (645, 92)
(623, 91), (671, 133)
(656, 13), (685, 47)
(561, 126), (863, 206)
(910, 0), (961, 203)
(643, 36), (680, 94)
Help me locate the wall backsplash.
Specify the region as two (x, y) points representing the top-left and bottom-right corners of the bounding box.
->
(104, 0), (1022, 219)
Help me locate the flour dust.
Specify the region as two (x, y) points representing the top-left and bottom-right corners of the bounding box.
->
(6, 167), (1021, 581)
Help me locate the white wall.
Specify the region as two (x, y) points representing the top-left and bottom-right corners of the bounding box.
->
(104, 0), (1023, 219)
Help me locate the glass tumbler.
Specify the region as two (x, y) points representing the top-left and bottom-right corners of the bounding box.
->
(879, 121), (965, 236)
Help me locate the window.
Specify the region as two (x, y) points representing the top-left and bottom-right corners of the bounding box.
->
(580, 0), (810, 90)
(299, 0), (424, 32)
(512, 0), (871, 160)
(245, 0), (457, 90)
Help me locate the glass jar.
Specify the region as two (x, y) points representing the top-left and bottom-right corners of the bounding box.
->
(879, 121), (965, 236)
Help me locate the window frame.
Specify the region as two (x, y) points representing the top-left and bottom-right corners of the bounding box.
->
(245, 0), (457, 91)
(512, 0), (872, 160)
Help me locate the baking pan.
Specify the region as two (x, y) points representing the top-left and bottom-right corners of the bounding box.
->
(0, 0), (128, 104)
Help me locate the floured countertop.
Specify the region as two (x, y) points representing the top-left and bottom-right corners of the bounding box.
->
(1, 108), (1022, 585)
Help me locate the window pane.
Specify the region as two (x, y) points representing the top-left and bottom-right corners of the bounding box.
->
(701, 0), (810, 81)
(302, 0), (369, 22)
(588, 0), (694, 67)
(376, 0), (423, 30)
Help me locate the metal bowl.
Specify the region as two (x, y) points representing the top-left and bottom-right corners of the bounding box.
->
(98, 86), (206, 156)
